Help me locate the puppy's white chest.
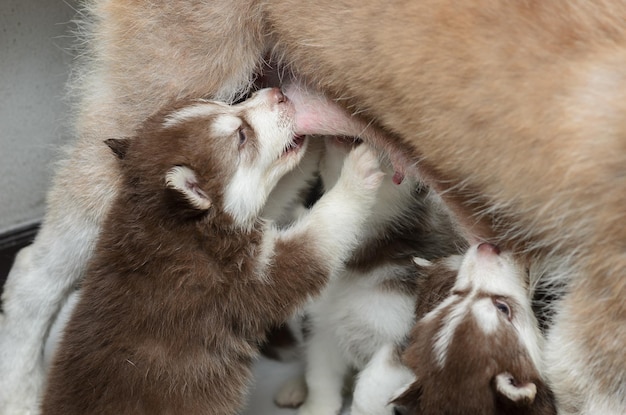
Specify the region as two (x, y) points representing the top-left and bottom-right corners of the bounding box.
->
(309, 270), (415, 369)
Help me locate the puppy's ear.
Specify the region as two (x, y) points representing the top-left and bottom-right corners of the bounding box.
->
(494, 372), (557, 414)
(495, 372), (537, 404)
(412, 257), (433, 271)
(165, 166), (212, 211)
(105, 138), (131, 160)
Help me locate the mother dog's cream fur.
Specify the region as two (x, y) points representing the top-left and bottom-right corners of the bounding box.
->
(0, 1), (624, 414)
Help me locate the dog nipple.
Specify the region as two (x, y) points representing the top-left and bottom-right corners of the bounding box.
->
(392, 171), (404, 185)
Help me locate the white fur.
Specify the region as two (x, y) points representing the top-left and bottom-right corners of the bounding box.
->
(222, 89), (308, 229)
(166, 88), (309, 230)
(544, 300), (626, 415)
(351, 345), (416, 415)
(297, 266), (417, 415)
(165, 166), (212, 210)
(162, 102), (227, 129)
(224, 166), (280, 228)
(472, 298), (500, 334)
(260, 138), (324, 226)
(210, 113), (242, 136)
(251, 143), (380, 287)
(495, 372), (537, 403)
(283, 145), (384, 276)
(274, 375), (309, 409)
(0, 213), (101, 414)
(42, 290), (81, 371)
(432, 294), (473, 368)
(274, 139), (429, 415)
(412, 257), (432, 268)
(431, 245), (544, 373)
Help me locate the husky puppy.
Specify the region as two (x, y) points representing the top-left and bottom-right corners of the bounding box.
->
(2, 2), (625, 414)
(274, 137), (464, 415)
(40, 88), (384, 415)
(393, 244), (556, 415)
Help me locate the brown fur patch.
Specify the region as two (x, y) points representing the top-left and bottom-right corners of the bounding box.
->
(396, 257), (556, 415)
(397, 315), (557, 415)
(41, 104), (335, 415)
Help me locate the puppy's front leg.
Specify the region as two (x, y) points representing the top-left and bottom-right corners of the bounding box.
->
(297, 325), (347, 415)
(284, 143), (385, 276)
(249, 144), (383, 326)
(351, 344), (415, 415)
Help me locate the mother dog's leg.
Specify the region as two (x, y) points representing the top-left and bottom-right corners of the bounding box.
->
(266, 1), (626, 413)
(0, 1), (264, 413)
(0, 185), (102, 414)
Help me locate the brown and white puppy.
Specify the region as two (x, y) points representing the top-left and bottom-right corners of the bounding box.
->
(1, 1), (625, 414)
(264, 6), (626, 413)
(272, 137), (464, 415)
(393, 244), (556, 415)
(40, 89), (384, 415)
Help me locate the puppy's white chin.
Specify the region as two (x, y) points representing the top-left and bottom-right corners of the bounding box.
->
(273, 137), (309, 179)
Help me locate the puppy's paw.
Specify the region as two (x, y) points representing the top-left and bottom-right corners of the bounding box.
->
(340, 144), (384, 192)
(274, 375), (307, 409)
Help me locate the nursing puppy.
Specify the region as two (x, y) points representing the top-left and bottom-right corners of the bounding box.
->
(40, 88), (384, 415)
(393, 244), (556, 415)
(274, 137), (464, 415)
(1, 1), (625, 414)
(265, 6), (626, 413)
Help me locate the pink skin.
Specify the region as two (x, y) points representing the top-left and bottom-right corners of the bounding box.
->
(284, 83), (414, 184)
(283, 83), (489, 245)
(477, 242), (501, 256)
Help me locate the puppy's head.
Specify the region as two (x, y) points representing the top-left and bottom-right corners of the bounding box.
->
(394, 244), (556, 415)
(106, 88), (307, 229)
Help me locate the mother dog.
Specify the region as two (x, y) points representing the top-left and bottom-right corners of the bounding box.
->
(0, 1), (624, 414)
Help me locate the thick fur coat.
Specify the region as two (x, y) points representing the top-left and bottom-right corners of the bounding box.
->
(274, 137), (464, 415)
(0, 1), (624, 414)
(394, 245), (557, 415)
(40, 92), (384, 414)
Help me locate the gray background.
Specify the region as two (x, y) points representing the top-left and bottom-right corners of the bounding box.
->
(0, 0), (78, 234)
